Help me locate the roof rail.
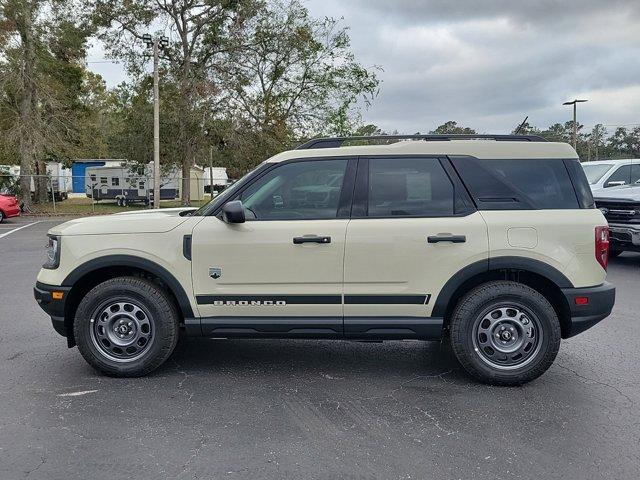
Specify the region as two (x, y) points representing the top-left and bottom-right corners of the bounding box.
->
(296, 134), (548, 150)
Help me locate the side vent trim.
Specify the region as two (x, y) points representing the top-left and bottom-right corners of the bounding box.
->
(183, 235), (192, 261)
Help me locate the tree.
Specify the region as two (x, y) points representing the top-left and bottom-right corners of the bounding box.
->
(0, 0), (92, 206)
(609, 126), (640, 158)
(93, 0), (259, 205)
(218, 0), (379, 164)
(431, 121), (476, 134)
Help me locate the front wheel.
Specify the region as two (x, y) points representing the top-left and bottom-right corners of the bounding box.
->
(0, 210), (4, 223)
(449, 281), (561, 386)
(74, 277), (180, 377)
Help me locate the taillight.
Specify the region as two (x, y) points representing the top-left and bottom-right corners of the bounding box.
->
(595, 226), (609, 271)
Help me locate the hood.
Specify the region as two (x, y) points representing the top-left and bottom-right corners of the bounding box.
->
(49, 208), (196, 236)
(594, 184), (640, 202)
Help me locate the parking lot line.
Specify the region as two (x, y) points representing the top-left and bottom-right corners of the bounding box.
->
(0, 221), (40, 239)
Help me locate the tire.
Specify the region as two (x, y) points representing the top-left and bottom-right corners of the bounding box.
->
(609, 249), (622, 258)
(73, 276), (179, 377)
(0, 210), (4, 223)
(449, 281), (561, 386)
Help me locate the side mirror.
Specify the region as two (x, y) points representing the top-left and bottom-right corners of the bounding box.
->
(605, 180), (626, 187)
(221, 200), (246, 224)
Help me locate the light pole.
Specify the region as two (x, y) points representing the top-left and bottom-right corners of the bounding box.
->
(142, 34), (169, 208)
(562, 99), (588, 150)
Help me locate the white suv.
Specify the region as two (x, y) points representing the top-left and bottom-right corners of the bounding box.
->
(34, 135), (615, 385)
(582, 158), (640, 193)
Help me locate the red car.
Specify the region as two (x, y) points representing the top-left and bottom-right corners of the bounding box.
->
(0, 194), (20, 222)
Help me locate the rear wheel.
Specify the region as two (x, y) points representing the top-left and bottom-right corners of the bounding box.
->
(73, 277), (179, 377)
(0, 210), (4, 223)
(450, 281), (561, 386)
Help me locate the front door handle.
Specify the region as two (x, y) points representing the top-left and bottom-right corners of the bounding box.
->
(427, 234), (466, 243)
(293, 235), (331, 245)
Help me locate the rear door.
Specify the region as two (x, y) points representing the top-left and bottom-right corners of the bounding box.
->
(343, 156), (488, 338)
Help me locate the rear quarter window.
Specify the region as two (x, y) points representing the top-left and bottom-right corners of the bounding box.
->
(451, 157), (580, 210)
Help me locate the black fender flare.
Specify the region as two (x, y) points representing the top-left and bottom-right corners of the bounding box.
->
(431, 256), (573, 317)
(62, 254), (194, 318)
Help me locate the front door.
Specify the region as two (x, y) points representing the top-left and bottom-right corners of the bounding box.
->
(191, 157), (355, 337)
(343, 156), (488, 338)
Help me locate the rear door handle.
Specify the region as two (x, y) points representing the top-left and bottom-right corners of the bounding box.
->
(427, 234), (466, 243)
(293, 235), (332, 244)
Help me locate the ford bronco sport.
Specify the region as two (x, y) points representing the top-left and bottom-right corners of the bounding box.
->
(34, 134), (615, 385)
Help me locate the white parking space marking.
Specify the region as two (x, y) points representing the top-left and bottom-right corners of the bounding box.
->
(57, 390), (98, 397)
(0, 221), (40, 239)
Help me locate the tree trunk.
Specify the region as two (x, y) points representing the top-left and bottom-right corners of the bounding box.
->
(17, 1), (38, 209)
(178, 63), (192, 206)
(35, 160), (48, 203)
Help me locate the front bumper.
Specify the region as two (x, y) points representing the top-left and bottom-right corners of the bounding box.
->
(608, 223), (640, 250)
(34, 282), (71, 338)
(561, 282), (615, 338)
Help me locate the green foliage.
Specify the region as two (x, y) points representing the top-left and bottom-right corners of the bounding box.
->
(431, 121), (477, 135)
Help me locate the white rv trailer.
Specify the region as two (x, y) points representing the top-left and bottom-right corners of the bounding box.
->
(0, 162), (72, 200)
(85, 165), (179, 205)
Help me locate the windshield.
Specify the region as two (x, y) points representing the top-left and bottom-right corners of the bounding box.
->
(191, 162), (269, 216)
(581, 163), (613, 184)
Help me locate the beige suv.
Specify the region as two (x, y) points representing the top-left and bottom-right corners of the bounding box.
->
(34, 135), (615, 385)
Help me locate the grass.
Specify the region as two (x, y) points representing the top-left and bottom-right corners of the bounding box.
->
(25, 196), (210, 216)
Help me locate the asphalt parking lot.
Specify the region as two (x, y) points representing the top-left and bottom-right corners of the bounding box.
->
(1, 216), (639, 479)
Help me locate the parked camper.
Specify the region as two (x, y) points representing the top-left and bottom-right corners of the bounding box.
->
(1, 163), (71, 201)
(202, 166), (230, 194)
(85, 165), (179, 205)
(44, 162), (72, 201)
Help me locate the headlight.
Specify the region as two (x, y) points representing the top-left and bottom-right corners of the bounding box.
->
(43, 235), (61, 269)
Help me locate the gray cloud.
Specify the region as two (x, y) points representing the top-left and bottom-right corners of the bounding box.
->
(306, 0), (640, 134)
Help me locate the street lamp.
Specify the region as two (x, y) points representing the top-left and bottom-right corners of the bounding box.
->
(142, 34), (169, 208)
(562, 99), (588, 150)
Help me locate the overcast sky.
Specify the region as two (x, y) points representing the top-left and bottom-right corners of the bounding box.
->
(88, 0), (640, 134)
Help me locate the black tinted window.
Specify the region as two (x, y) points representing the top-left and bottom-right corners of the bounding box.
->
(240, 159), (347, 220)
(367, 158), (454, 217)
(565, 159), (595, 208)
(605, 164), (640, 186)
(452, 157), (579, 210)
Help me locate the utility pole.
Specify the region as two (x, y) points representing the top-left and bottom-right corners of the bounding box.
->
(143, 34), (169, 209)
(209, 145), (214, 198)
(562, 99), (588, 150)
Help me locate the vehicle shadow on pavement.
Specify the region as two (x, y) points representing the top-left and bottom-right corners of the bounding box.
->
(158, 337), (467, 382)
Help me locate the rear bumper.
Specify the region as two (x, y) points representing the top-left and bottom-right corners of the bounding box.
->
(561, 282), (615, 338)
(2, 205), (20, 218)
(34, 282), (71, 338)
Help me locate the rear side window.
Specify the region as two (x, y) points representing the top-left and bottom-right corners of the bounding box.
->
(367, 157), (454, 216)
(451, 157), (579, 210)
(564, 159), (595, 208)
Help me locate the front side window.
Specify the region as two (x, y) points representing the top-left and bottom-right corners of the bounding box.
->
(100, 177), (108, 185)
(367, 157), (454, 217)
(605, 164), (640, 186)
(239, 159), (348, 220)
